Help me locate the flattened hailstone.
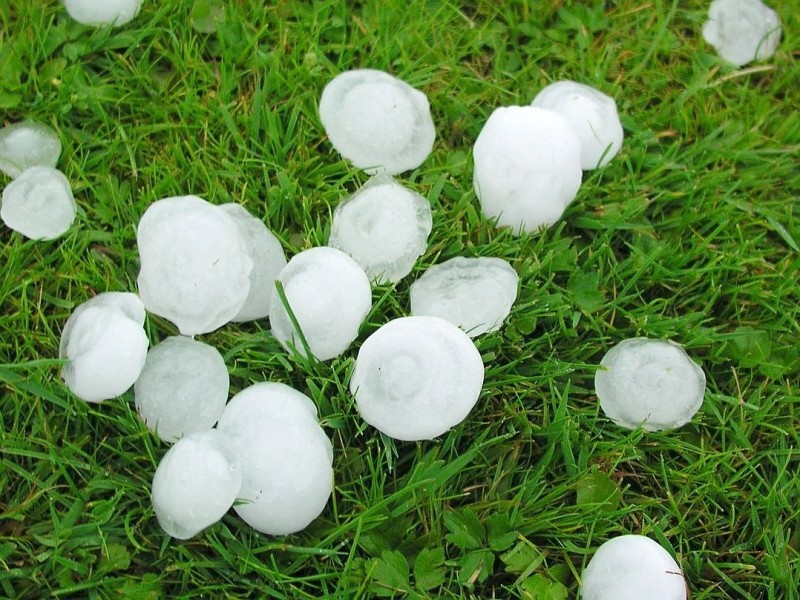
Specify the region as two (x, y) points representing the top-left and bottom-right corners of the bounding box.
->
(473, 106), (582, 234)
(63, 0), (144, 26)
(351, 316), (484, 441)
(216, 383), (333, 536)
(319, 69), (436, 175)
(134, 336), (229, 443)
(702, 0), (781, 67)
(410, 257), (518, 338)
(151, 430), (242, 540)
(269, 247), (371, 361)
(531, 81), (623, 170)
(594, 338), (706, 431)
(328, 175), (433, 284)
(581, 535), (686, 600)
(137, 196), (254, 336)
(0, 121), (62, 179)
(1, 167), (76, 240)
(220, 203), (287, 321)
(59, 292), (148, 403)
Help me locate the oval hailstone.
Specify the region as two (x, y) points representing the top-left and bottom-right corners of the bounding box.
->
(63, 0), (144, 26)
(319, 69), (436, 175)
(0, 121), (62, 179)
(702, 0), (781, 67)
(531, 81), (624, 170)
(269, 247), (371, 361)
(1, 166), (75, 240)
(328, 175), (433, 284)
(137, 196), (254, 336)
(59, 292), (148, 403)
(594, 338), (706, 431)
(351, 316), (484, 441)
(473, 106), (582, 234)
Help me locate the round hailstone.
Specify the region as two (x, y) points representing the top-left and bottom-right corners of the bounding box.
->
(702, 0), (781, 67)
(134, 336), (229, 443)
(581, 535), (686, 599)
(328, 175), (433, 284)
(137, 196), (254, 336)
(63, 0), (144, 26)
(351, 316), (484, 441)
(269, 247), (371, 361)
(594, 338), (706, 431)
(151, 430), (242, 540)
(473, 106), (582, 234)
(216, 383), (333, 536)
(319, 69), (436, 175)
(59, 292), (149, 403)
(410, 257), (518, 338)
(531, 81), (624, 170)
(1, 167), (75, 240)
(0, 121), (62, 179)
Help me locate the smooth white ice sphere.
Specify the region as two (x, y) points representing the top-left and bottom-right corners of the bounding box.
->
(1, 167), (75, 240)
(473, 106), (582, 234)
(269, 247), (371, 361)
(594, 338), (706, 431)
(59, 292), (149, 403)
(0, 121), (62, 179)
(580, 535), (686, 600)
(134, 336), (229, 443)
(351, 316), (484, 441)
(216, 383), (333, 536)
(702, 0), (781, 67)
(151, 430), (242, 540)
(328, 175), (432, 284)
(410, 257), (518, 337)
(63, 0), (144, 26)
(531, 81), (623, 170)
(319, 69), (436, 175)
(137, 196), (254, 336)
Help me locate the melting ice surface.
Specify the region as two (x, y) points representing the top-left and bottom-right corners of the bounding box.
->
(0, 121), (62, 179)
(63, 0), (144, 26)
(702, 0), (781, 67)
(1, 166), (75, 240)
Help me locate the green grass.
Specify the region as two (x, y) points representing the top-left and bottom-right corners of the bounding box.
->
(1, 0), (798, 597)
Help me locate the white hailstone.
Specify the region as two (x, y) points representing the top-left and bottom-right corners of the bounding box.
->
(59, 292), (149, 403)
(216, 383), (333, 536)
(0, 121), (62, 179)
(220, 203), (287, 322)
(580, 535), (687, 600)
(410, 257), (518, 338)
(351, 316), (484, 441)
(151, 430), (242, 540)
(1, 166), (76, 240)
(319, 69), (436, 175)
(63, 0), (144, 27)
(594, 338), (706, 431)
(473, 106), (582, 234)
(702, 0), (781, 67)
(269, 247), (371, 361)
(134, 336), (229, 443)
(531, 81), (624, 170)
(136, 196), (254, 336)
(328, 175), (433, 284)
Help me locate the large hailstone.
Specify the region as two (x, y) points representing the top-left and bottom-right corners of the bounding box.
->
(702, 0), (781, 67)
(216, 383), (333, 536)
(319, 69), (436, 175)
(63, 0), (144, 26)
(137, 196), (254, 336)
(59, 292), (149, 403)
(1, 167), (76, 240)
(134, 336), (229, 443)
(328, 175), (433, 284)
(531, 81), (623, 170)
(0, 121), (62, 179)
(594, 338), (706, 431)
(269, 247), (371, 361)
(351, 316), (484, 441)
(473, 106), (582, 234)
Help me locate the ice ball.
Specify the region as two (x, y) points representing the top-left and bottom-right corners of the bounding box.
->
(0, 120), (62, 179)
(702, 0), (781, 67)
(1, 166), (75, 240)
(63, 0), (144, 27)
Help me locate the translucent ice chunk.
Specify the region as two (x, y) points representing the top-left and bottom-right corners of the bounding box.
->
(0, 121), (62, 179)
(63, 0), (144, 27)
(1, 166), (75, 240)
(702, 0), (781, 67)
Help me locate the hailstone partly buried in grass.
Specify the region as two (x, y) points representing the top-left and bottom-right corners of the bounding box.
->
(0, 120), (62, 179)
(702, 0), (781, 67)
(1, 166), (76, 240)
(63, 0), (144, 27)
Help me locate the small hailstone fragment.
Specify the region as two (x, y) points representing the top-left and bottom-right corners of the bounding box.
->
(269, 247), (371, 361)
(473, 106), (582, 234)
(594, 338), (706, 431)
(410, 257), (518, 337)
(702, 0), (781, 67)
(1, 167), (76, 240)
(63, 0), (144, 26)
(531, 81), (623, 170)
(134, 336), (229, 443)
(351, 316), (484, 441)
(328, 175), (432, 284)
(319, 69), (436, 175)
(0, 121), (62, 179)
(151, 430), (242, 540)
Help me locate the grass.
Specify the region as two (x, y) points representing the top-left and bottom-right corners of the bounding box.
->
(1, 0), (798, 597)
